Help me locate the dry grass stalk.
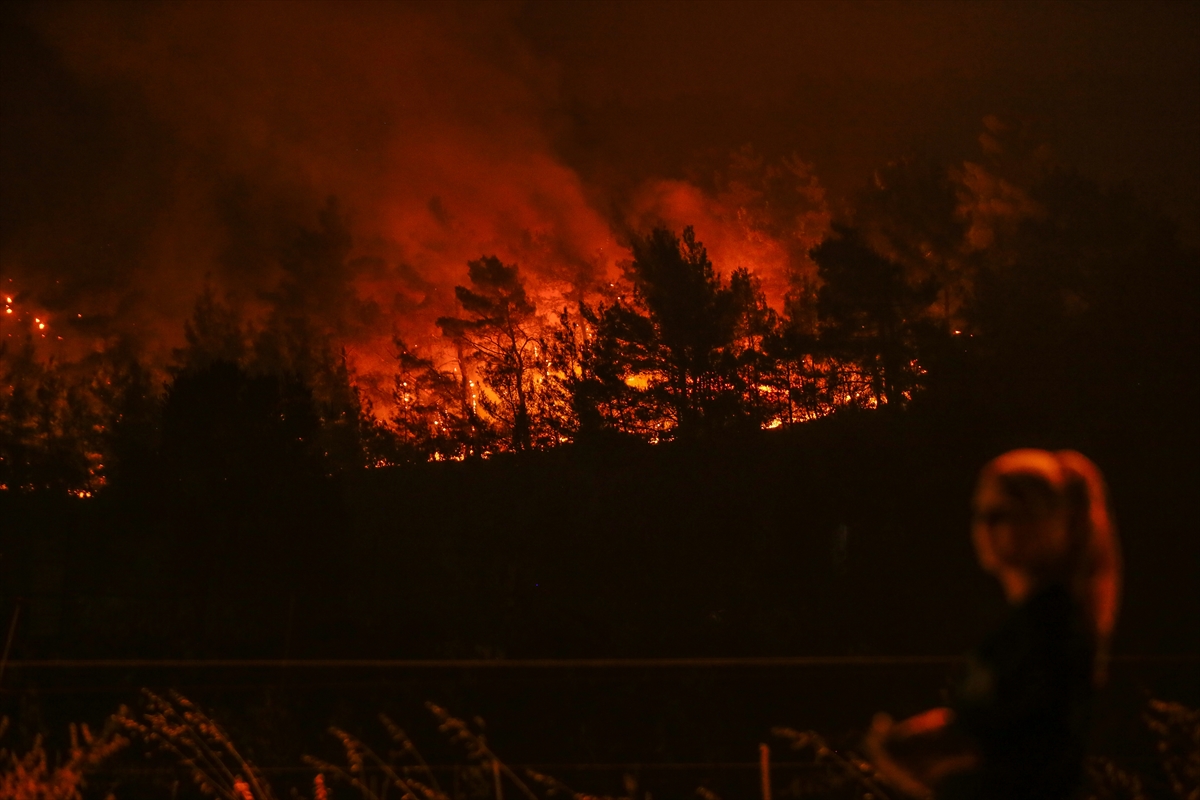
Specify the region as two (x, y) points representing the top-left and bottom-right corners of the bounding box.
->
(302, 722), (447, 800)
(379, 715), (445, 797)
(1144, 700), (1200, 800)
(117, 689), (275, 800)
(0, 715), (128, 800)
(425, 703), (538, 800)
(1084, 756), (1147, 800)
(116, 692), (1199, 800)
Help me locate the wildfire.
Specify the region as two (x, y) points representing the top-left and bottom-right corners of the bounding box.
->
(0, 147), (945, 492)
(1, 287), (66, 343)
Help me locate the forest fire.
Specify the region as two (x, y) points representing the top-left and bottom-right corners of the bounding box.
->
(0, 97), (1194, 496)
(0, 1), (1194, 497)
(0, 164), (975, 489)
(1, 6), (1198, 800)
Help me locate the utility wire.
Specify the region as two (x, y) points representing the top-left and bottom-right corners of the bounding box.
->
(4, 654), (1195, 669)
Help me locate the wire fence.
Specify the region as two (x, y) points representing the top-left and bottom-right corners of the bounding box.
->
(4, 653), (1196, 669)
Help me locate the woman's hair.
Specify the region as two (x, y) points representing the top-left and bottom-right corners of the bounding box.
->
(976, 449), (1122, 684)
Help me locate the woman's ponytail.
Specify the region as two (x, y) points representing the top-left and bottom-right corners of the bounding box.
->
(1055, 450), (1121, 685)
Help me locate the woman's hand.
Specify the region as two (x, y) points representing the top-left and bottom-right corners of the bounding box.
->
(864, 712), (935, 799)
(864, 708), (978, 798)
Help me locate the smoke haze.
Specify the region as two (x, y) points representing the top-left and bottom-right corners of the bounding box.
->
(2, 0), (1197, 375)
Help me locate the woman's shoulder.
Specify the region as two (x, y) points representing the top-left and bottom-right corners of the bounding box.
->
(956, 584), (1094, 713)
(985, 583), (1086, 645)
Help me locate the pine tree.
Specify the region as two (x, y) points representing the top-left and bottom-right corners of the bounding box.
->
(811, 225), (939, 408)
(437, 256), (541, 451)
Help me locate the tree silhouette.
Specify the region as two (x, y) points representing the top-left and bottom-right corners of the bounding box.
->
(967, 169), (1200, 426)
(158, 360), (323, 493)
(389, 336), (489, 460)
(853, 157), (970, 333)
(174, 285), (247, 372)
(726, 266), (784, 427)
(567, 298), (664, 438)
(812, 225), (939, 407)
(630, 227), (736, 434)
(536, 307), (588, 440)
(0, 339), (150, 493)
(569, 227), (779, 438)
(87, 342), (160, 490)
(172, 279), (371, 473)
(437, 256), (541, 451)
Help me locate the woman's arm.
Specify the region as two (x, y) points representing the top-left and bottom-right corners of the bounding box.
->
(864, 708), (979, 798)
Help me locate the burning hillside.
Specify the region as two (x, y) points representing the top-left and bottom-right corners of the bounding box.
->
(2, 2), (1197, 492)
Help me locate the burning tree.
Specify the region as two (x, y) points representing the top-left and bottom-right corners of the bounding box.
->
(569, 227), (783, 440)
(0, 339), (155, 495)
(627, 226), (740, 434)
(389, 336), (486, 461)
(437, 256), (545, 451)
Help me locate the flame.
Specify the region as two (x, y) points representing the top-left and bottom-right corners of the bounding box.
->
(627, 151), (830, 309)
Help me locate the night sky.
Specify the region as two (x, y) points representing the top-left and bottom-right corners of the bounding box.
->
(2, 0), (1196, 372)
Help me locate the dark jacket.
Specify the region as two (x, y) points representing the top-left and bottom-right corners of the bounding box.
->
(939, 583), (1095, 800)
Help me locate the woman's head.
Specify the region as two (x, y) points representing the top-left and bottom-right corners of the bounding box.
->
(973, 450), (1081, 581)
(972, 449), (1121, 679)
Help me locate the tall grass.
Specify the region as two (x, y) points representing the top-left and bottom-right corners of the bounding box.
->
(3, 694), (1197, 799)
(0, 715), (127, 800)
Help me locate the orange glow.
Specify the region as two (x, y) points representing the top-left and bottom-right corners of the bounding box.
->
(627, 152), (830, 310)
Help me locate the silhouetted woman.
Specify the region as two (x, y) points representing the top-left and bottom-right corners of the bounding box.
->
(865, 449), (1122, 799)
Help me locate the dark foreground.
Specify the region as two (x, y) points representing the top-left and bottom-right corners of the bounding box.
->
(3, 406), (1198, 797)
